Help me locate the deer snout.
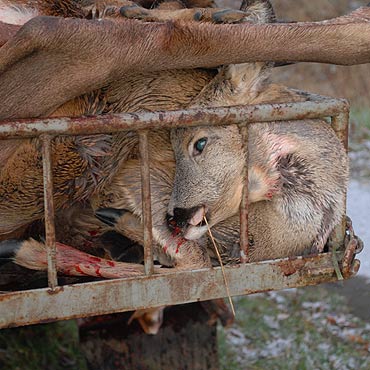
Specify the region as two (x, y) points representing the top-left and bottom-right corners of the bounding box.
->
(167, 206), (208, 240)
(169, 206), (204, 228)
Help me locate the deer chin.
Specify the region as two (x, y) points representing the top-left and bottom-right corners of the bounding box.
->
(183, 225), (208, 240)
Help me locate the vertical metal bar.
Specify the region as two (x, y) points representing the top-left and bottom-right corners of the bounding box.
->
(330, 111), (350, 250)
(239, 124), (249, 263)
(41, 135), (58, 289)
(138, 131), (154, 275)
(331, 111), (349, 153)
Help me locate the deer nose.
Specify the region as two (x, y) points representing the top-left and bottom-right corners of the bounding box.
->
(167, 206), (206, 230)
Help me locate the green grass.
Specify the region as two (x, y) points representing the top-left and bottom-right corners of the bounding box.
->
(349, 108), (370, 144)
(218, 328), (244, 370)
(219, 287), (370, 370)
(1, 287), (368, 370)
(348, 107), (370, 179)
(0, 321), (87, 370)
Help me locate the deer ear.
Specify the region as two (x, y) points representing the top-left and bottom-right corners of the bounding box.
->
(240, 0), (275, 23)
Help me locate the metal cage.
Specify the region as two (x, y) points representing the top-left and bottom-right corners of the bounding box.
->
(0, 91), (361, 329)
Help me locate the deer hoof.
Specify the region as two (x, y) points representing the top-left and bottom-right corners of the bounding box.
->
(0, 239), (22, 264)
(120, 4), (149, 19)
(100, 231), (144, 263)
(95, 207), (128, 227)
(193, 11), (203, 21)
(212, 9), (247, 24)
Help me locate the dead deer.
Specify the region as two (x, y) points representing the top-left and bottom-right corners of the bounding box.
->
(0, 0), (368, 276)
(0, 0), (370, 120)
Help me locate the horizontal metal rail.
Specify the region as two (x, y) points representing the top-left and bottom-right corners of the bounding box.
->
(0, 252), (360, 329)
(0, 94), (348, 139)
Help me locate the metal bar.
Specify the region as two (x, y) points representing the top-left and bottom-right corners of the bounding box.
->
(329, 111), (350, 250)
(138, 131), (154, 276)
(331, 111), (350, 153)
(0, 95), (349, 139)
(41, 135), (58, 289)
(239, 124), (249, 262)
(329, 216), (347, 251)
(0, 252), (357, 329)
(342, 237), (360, 279)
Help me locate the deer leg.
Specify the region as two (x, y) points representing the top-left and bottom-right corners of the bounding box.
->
(118, 1), (248, 23)
(186, 0), (275, 109)
(96, 206), (178, 336)
(128, 306), (166, 335)
(2, 7), (370, 119)
(95, 207), (211, 269)
(118, 0), (276, 110)
(0, 238), (145, 278)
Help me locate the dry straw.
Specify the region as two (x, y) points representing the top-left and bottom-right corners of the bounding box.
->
(204, 216), (235, 317)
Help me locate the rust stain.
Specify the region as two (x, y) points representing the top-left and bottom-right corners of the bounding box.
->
(0, 92), (348, 139)
(139, 131), (154, 276)
(342, 237), (359, 279)
(277, 258), (306, 277)
(239, 124), (249, 263)
(47, 286), (64, 295)
(42, 135), (58, 289)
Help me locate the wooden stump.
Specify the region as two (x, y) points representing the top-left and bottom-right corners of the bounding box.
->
(79, 302), (220, 370)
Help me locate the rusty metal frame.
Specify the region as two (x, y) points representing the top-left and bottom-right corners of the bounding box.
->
(0, 91), (360, 329)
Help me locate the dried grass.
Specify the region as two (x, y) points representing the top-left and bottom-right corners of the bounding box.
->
(204, 216), (236, 317)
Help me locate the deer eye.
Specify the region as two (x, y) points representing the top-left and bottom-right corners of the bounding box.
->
(193, 137), (208, 155)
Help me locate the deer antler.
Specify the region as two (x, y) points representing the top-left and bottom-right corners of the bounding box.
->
(0, 5), (369, 119)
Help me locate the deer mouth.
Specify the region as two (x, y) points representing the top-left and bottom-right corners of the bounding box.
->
(183, 206), (208, 240)
(183, 223), (208, 240)
(167, 205), (209, 240)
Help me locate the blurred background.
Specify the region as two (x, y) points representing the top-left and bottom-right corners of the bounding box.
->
(0, 1), (369, 369)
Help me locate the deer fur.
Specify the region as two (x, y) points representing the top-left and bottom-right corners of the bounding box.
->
(1, 1), (370, 119)
(0, 0), (349, 275)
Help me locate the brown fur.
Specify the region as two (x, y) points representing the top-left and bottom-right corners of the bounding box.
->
(0, 0), (349, 272)
(0, 1), (370, 118)
(103, 91), (348, 264)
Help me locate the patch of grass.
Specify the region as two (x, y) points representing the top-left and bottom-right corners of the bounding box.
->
(218, 327), (243, 370)
(1, 289), (368, 370)
(349, 108), (370, 145)
(348, 107), (370, 179)
(0, 321), (87, 370)
(219, 287), (370, 370)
